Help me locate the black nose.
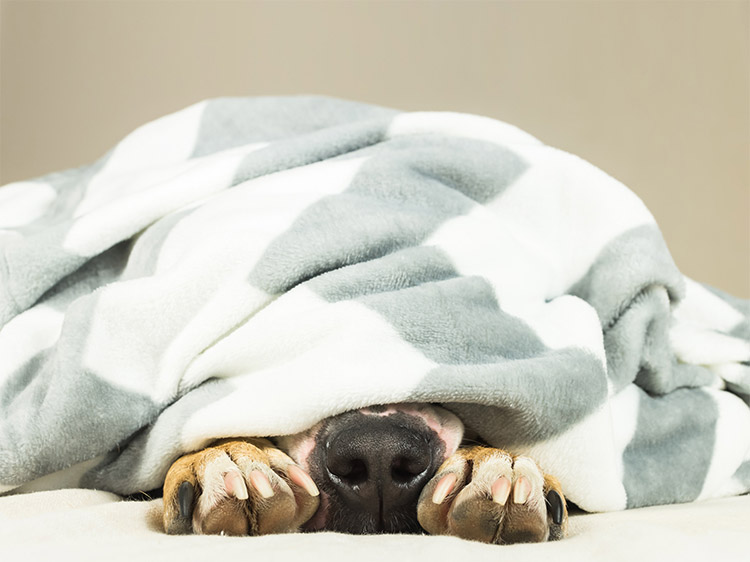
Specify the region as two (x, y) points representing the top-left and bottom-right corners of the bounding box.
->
(324, 419), (435, 526)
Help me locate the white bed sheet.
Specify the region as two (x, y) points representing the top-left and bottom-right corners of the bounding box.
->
(0, 489), (747, 561)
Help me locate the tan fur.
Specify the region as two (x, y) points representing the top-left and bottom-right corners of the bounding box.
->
(416, 446), (568, 544)
(163, 441), (567, 543)
(163, 438), (319, 535)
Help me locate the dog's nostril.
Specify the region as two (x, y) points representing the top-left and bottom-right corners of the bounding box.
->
(391, 455), (429, 484)
(327, 457), (368, 485)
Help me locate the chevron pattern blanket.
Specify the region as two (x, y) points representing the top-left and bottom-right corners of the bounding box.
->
(1, 97), (748, 511)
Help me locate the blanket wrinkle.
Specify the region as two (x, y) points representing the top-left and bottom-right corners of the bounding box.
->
(1, 96), (748, 511)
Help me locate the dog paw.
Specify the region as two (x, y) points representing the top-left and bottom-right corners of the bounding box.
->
(162, 438), (320, 536)
(417, 446), (567, 544)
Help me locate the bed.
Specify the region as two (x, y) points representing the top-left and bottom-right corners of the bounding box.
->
(1, 97), (748, 556)
(1, 489), (748, 561)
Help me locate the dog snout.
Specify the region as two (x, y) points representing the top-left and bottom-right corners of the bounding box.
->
(286, 404), (463, 533)
(323, 419), (436, 529)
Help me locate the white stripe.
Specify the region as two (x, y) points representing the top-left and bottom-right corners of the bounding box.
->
(85, 101), (208, 187)
(608, 385), (642, 484)
(154, 156), (368, 273)
(180, 288), (438, 444)
(0, 304), (63, 385)
(392, 112), (656, 303)
(0, 181), (57, 229)
(63, 142), (265, 256)
(80, 158), (368, 399)
(423, 208), (606, 364)
(697, 389), (750, 500)
(388, 111), (543, 146)
(157, 282), (272, 400)
(516, 295), (606, 366)
(673, 278), (745, 334)
(487, 145), (656, 299)
(1, 455), (105, 494)
(709, 363), (750, 390)
(423, 204), (550, 307)
(74, 101), (209, 219)
(670, 324), (750, 365)
(518, 398), (631, 512)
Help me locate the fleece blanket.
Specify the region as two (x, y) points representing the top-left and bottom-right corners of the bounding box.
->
(0, 97), (748, 512)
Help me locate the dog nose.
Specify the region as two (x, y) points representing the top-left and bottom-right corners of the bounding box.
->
(324, 420), (435, 525)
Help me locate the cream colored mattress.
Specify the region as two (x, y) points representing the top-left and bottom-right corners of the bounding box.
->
(0, 489), (747, 561)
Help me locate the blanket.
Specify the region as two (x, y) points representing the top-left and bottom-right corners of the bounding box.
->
(1, 96), (748, 512)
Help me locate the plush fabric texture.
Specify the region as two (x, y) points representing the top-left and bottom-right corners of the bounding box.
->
(0, 97), (748, 511)
(1, 490), (748, 561)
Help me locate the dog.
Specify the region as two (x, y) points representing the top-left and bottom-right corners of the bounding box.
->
(162, 403), (568, 544)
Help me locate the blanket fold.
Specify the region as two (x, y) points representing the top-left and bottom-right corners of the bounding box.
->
(1, 97), (748, 512)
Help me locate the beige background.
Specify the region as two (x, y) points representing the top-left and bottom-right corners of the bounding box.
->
(1, 0), (748, 297)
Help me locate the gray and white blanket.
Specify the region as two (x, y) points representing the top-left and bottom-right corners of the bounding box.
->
(1, 97), (748, 512)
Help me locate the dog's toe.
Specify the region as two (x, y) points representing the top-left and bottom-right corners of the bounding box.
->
(162, 438), (320, 536)
(162, 480), (196, 535)
(417, 446), (567, 544)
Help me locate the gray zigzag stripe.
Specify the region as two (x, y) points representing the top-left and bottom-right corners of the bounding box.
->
(0, 288), (158, 486)
(622, 387), (717, 508)
(701, 283), (750, 341)
(0, 153), (113, 328)
(192, 96), (398, 158)
(248, 135), (528, 294)
(568, 225), (689, 393)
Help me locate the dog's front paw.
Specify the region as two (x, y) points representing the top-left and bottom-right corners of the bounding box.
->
(417, 446), (567, 544)
(162, 438), (320, 536)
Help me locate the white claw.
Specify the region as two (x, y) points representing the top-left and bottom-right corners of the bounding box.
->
(224, 470), (249, 500)
(249, 469), (275, 499)
(513, 476), (531, 504)
(432, 473), (457, 504)
(288, 465), (320, 497)
(491, 476), (511, 505)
